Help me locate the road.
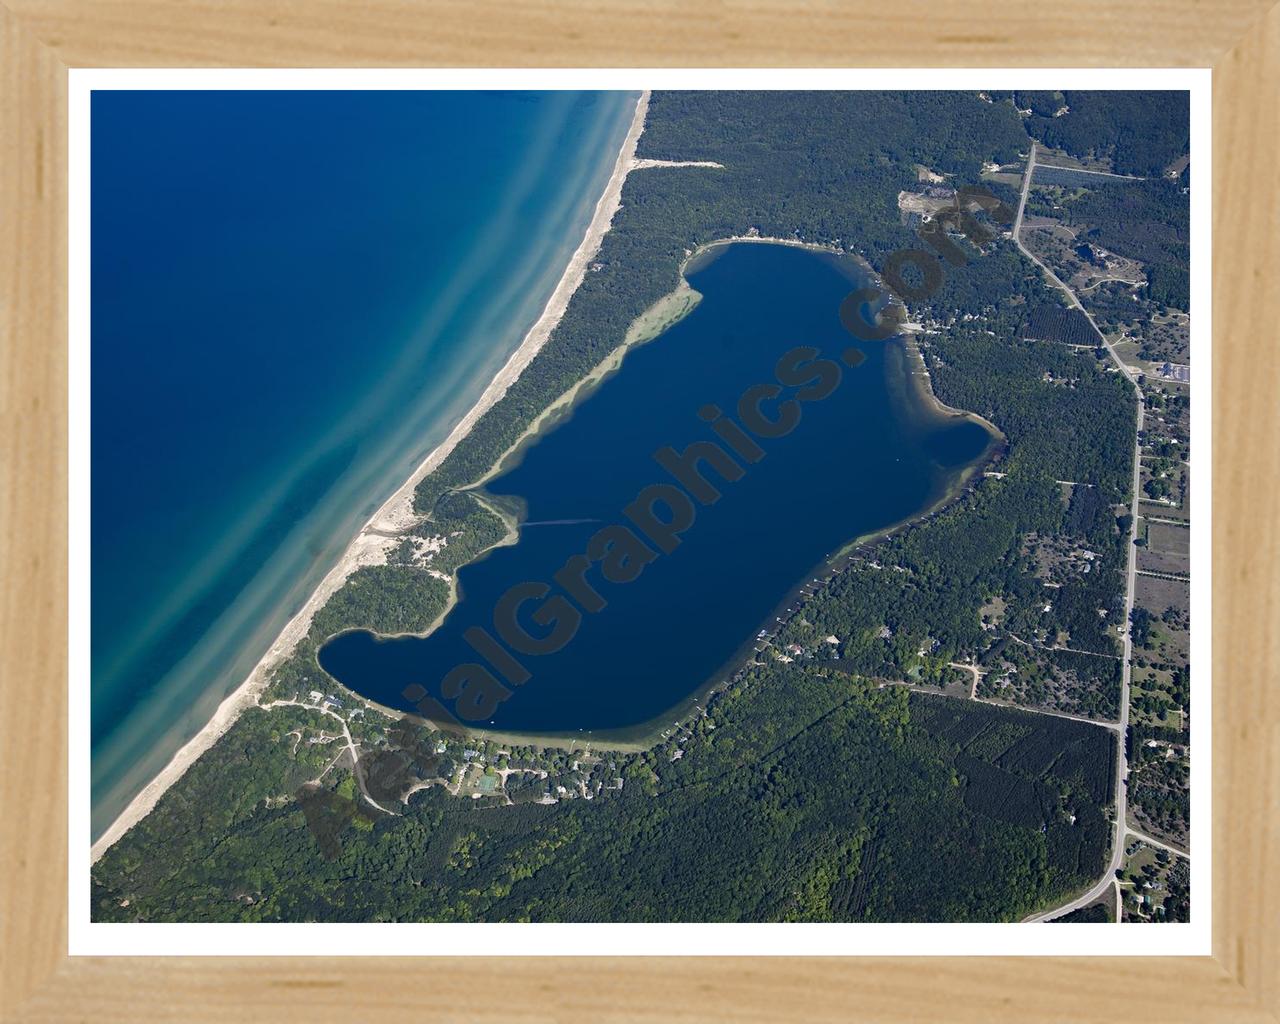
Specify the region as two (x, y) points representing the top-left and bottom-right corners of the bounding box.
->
(975, 695), (1122, 732)
(262, 698), (396, 815)
(1007, 631), (1122, 661)
(1127, 826), (1190, 860)
(908, 669), (1122, 732)
(1014, 144), (1147, 923)
(1033, 159), (1146, 181)
(948, 660), (981, 699)
(1014, 145), (1141, 389)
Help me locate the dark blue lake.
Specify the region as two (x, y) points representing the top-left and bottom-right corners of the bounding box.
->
(318, 242), (994, 737)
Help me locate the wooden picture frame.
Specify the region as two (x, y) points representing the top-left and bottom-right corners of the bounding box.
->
(1, 2), (1275, 1019)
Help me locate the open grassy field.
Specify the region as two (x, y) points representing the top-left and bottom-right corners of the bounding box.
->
(1135, 573), (1190, 615)
(1138, 518), (1191, 576)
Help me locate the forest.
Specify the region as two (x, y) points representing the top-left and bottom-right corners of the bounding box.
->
(92, 664), (1111, 922)
(1019, 90), (1190, 177)
(1051, 179), (1190, 311)
(409, 91), (1033, 514)
(88, 89), (1179, 924)
(1020, 306), (1103, 347)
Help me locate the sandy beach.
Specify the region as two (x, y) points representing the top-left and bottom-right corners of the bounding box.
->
(91, 91), (652, 865)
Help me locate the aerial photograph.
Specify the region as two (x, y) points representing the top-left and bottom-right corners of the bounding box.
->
(88, 88), (1193, 925)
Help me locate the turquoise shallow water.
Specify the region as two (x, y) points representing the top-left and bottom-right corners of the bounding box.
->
(90, 89), (637, 840)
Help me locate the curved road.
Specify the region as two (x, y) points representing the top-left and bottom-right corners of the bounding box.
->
(1013, 144), (1150, 923)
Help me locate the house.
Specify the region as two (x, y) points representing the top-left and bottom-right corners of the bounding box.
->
(307, 690), (323, 704)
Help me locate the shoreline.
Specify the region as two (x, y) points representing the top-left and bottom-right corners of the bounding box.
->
(838, 334), (1006, 553)
(472, 278), (702, 492)
(90, 90), (652, 865)
(305, 282), (710, 756)
(348, 248), (1004, 760)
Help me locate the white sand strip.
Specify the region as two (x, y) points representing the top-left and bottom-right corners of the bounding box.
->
(91, 91), (652, 865)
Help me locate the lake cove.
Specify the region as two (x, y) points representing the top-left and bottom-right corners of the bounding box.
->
(318, 242), (996, 739)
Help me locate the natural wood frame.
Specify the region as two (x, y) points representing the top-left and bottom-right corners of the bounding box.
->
(2, 2), (1276, 1020)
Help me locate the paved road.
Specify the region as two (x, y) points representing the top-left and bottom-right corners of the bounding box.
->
(1011, 143), (1037, 241)
(1014, 146), (1142, 392)
(1014, 144), (1146, 923)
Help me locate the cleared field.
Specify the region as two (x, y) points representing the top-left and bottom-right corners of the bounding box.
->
(1135, 573), (1190, 615)
(1138, 532), (1190, 576)
(1147, 519), (1190, 553)
(986, 171), (1024, 188)
(1111, 337), (1148, 374)
(979, 164), (1024, 188)
(1133, 313), (1190, 363)
(1035, 146), (1115, 173)
(1033, 164), (1139, 189)
(891, 674), (972, 701)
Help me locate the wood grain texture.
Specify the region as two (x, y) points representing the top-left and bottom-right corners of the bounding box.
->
(0, 2), (67, 1019)
(0, 0), (1276, 68)
(0, 0), (1276, 1020)
(7, 956), (1272, 1024)
(1212, 3), (1280, 1013)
